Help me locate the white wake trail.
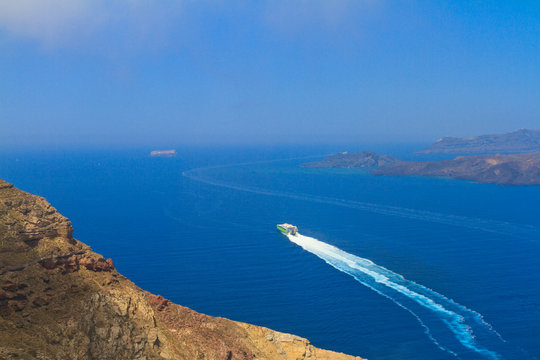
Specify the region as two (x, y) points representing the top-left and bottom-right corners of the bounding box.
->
(287, 233), (515, 360)
(181, 160), (535, 359)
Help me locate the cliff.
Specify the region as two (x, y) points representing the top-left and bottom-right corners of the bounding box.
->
(0, 179), (364, 360)
(301, 152), (401, 169)
(419, 129), (540, 154)
(373, 152), (540, 185)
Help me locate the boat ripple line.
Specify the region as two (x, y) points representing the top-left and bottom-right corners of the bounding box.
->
(288, 233), (508, 359)
(183, 161), (535, 358)
(183, 169), (540, 239)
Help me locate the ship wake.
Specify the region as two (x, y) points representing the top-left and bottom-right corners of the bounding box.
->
(287, 233), (526, 360)
(183, 160), (536, 359)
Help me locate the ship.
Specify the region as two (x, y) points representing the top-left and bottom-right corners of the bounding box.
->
(277, 223), (298, 236)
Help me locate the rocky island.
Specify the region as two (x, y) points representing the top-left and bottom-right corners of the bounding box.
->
(302, 152), (401, 169)
(373, 152), (540, 185)
(0, 179), (364, 360)
(419, 129), (540, 154)
(302, 152), (540, 186)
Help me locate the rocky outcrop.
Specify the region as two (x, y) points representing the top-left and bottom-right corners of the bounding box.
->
(0, 179), (365, 360)
(373, 152), (540, 185)
(302, 152), (401, 169)
(419, 128), (540, 154)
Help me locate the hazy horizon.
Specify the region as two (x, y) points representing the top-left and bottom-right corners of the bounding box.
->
(1, 1), (539, 148)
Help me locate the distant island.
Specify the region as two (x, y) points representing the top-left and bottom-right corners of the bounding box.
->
(149, 149), (177, 157)
(302, 152), (540, 185)
(374, 152), (540, 185)
(302, 152), (401, 168)
(419, 128), (540, 155)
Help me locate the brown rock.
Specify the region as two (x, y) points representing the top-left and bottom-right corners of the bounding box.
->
(1, 281), (19, 292)
(80, 256), (115, 272)
(39, 255), (80, 273)
(149, 294), (169, 311)
(31, 297), (49, 308)
(0, 180), (13, 189)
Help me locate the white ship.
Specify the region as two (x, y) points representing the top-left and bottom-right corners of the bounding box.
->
(276, 223), (298, 236)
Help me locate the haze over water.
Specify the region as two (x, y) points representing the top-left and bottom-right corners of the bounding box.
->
(1, 146), (539, 359)
(2, 1), (540, 148)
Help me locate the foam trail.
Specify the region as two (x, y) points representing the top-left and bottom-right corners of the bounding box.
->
(287, 233), (512, 359)
(183, 168), (540, 239)
(183, 160), (536, 358)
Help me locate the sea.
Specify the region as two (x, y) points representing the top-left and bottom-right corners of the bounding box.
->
(1, 145), (539, 360)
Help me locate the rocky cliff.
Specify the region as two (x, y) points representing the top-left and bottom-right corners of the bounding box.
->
(0, 179), (364, 360)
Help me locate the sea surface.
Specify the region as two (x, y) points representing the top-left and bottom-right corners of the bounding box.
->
(1, 146), (539, 360)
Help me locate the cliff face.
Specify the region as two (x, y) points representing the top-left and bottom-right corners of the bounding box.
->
(0, 179), (364, 360)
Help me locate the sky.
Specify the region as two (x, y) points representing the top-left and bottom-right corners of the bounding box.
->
(0, 0), (539, 147)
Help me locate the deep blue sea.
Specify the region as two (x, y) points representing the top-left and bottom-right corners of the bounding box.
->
(1, 146), (539, 360)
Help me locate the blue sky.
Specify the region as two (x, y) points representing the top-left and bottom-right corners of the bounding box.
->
(1, 1), (539, 147)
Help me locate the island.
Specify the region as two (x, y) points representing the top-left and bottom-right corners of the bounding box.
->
(373, 152), (540, 185)
(0, 179), (364, 360)
(302, 152), (401, 168)
(419, 128), (540, 155)
(150, 149), (177, 157)
(302, 152), (540, 186)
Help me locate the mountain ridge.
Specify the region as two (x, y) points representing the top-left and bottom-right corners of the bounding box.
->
(419, 129), (540, 154)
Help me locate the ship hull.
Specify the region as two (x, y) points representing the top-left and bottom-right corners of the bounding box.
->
(277, 225), (288, 234)
(277, 224), (297, 236)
